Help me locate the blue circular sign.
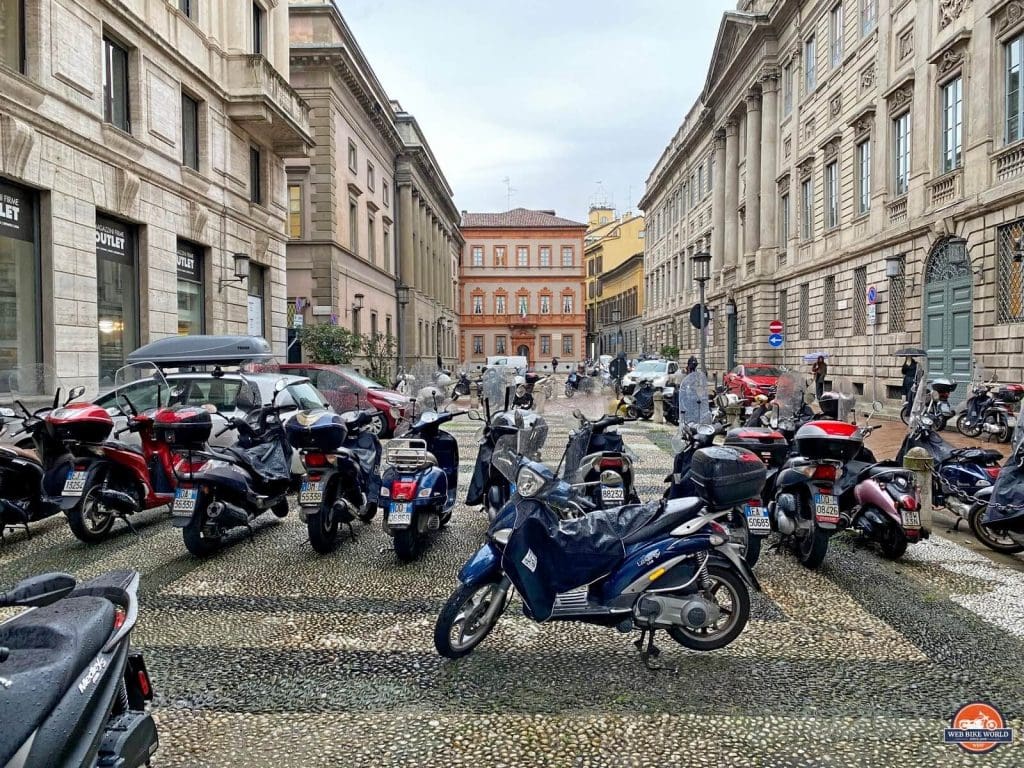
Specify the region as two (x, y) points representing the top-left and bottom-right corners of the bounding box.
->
(867, 286), (877, 303)
(768, 333), (784, 348)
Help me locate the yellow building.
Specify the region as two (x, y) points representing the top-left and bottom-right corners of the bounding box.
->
(585, 208), (645, 359)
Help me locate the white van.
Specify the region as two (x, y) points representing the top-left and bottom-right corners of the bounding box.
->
(485, 355), (529, 374)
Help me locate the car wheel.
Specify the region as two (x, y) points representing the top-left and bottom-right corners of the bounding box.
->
(368, 412), (388, 437)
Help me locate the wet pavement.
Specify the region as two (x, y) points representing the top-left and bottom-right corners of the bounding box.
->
(1, 398), (1023, 767)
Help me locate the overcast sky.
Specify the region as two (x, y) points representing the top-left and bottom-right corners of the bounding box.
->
(340, 0), (734, 223)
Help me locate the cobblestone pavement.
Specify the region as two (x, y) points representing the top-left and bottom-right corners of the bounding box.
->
(2, 398), (1023, 767)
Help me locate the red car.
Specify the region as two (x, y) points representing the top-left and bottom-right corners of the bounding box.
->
(724, 363), (783, 400)
(279, 364), (410, 437)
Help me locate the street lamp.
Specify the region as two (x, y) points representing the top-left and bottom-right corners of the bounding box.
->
(611, 309), (622, 355)
(396, 284), (410, 374)
(692, 251), (712, 374)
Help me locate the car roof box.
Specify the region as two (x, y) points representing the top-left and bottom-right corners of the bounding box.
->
(127, 335), (273, 367)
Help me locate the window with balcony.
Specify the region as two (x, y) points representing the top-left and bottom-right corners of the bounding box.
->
(805, 36), (817, 93)
(540, 295), (550, 314)
(1, 0), (25, 73)
(249, 146), (262, 204)
(893, 112), (911, 195)
(941, 76), (963, 173)
(856, 139), (871, 214)
(825, 161), (839, 229)
(517, 246), (528, 266)
(287, 184), (302, 238)
(860, 0), (876, 36)
(800, 177), (814, 240)
(103, 36), (131, 132)
(562, 294), (574, 313)
(348, 140), (357, 172)
(561, 246), (574, 266)
(367, 162), (375, 191)
(830, 3), (844, 69)
(471, 246), (483, 266)
(472, 335), (483, 355)
(540, 246), (551, 266)
(472, 295), (483, 314)
(495, 335), (506, 354)
(495, 295), (506, 314)
(181, 92), (200, 170)
(252, 3), (264, 55)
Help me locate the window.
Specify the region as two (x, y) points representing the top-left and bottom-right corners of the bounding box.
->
(472, 295), (483, 314)
(888, 255), (906, 332)
(495, 294), (506, 314)
(780, 192), (790, 245)
(801, 177), (814, 240)
(561, 246), (574, 266)
(96, 216), (139, 381)
(861, 0), (876, 35)
(495, 335), (506, 354)
(288, 184), (302, 238)
(540, 295), (550, 314)
(176, 239), (204, 335)
(997, 221), (1024, 322)
(562, 294), (574, 313)
(562, 335), (574, 355)
(472, 335), (483, 355)
(471, 246), (483, 266)
(178, 0), (196, 20)
(248, 263), (266, 336)
(805, 36), (817, 93)
(799, 283), (810, 339)
(856, 139), (871, 215)
(1, 0), (25, 72)
(778, 288), (788, 335)
(893, 112), (911, 195)
(367, 215), (376, 263)
(370, 311), (378, 338)
(348, 140), (357, 172)
(252, 3), (264, 54)
(494, 246), (506, 266)
(382, 179), (390, 206)
(249, 146), (262, 204)
(540, 335), (551, 355)
(823, 275), (836, 337)
(103, 36), (131, 132)
(825, 161), (839, 229)
(517, 246), (528, 266)
(853, 266), (866, 334)
(1009, 35), (1024, 143)
(941, 76), (963, 173)
(348, 199), (358, 251)
(518, 295), (528, 315)
(383, 227), (391, 270)
(830, 4), (844, 69)
(783, 60), (793, 116)
(181, 92), (200, 170)
(385, 315), (392, 338)
(697, 165), (705, 198)
(0, 180), (40, 368)
(540, 246), (551, 266)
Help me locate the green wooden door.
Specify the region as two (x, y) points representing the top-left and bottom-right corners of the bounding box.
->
(923, 240), (973, 406)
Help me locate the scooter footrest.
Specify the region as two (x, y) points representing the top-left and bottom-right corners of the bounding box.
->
(96, 710), (159, 768)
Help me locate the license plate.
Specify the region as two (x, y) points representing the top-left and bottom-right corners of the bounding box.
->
(389, 502), (412, 525)
(172, 488), (197, 515)
(901, 508), (921, 528)
(814, 493), (840, 524)
(1008, 416), (1018, 428)
(601, 486), (625, 503)
(62, 470), (87, 497)
(298, 480), (324, 506)
(743, 503), (771, 534)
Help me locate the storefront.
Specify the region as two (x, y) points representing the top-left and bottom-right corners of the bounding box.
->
(95, 215), (138, 384)
(176, 239), (204, 335)
(0, 180), (40, 370)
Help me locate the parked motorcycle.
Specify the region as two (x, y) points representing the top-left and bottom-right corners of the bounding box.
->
(616, 378), (655, 420)
(563, 400), (640, 511)
(433, 417), (763, 666)
(0, 568), (157, 767)
(286, 407), (382, 553)
(513, 371), (551, 410)
(956, 364), (1023, 441)
(564, 369), (589, 398)
(973, 417), (1024, 553)
(900, 377), (956, 431)
(171, 377), (299, 556)
(662, 383), (679, 425)
(452, 370), (473, 399)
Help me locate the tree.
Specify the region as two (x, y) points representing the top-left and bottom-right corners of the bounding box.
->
(362, 333), (397, 386)
(297, 324), (362, 365)
(660, 345), (680, 360)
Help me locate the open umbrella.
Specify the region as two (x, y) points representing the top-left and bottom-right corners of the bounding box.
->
(895, 347), (927, 357)
(801, 352), (831, 363)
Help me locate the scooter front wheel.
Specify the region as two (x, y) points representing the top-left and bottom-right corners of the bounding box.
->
(969, 502), (1024, 554)
(900, 402), (912, 425)
(434, 579), (507, 659)
(667, 564), (750, 652)
(393, 528), (422, 561)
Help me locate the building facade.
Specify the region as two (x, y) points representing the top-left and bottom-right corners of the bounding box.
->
(460, 208), (586, 370)
(0, 0), (309, 387)
(642, 0), (1024, 401)
(584, 207), (645, 359)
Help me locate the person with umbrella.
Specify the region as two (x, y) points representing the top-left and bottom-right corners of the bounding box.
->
(901, 356), (920, 401)
(812, 355), (828, 401)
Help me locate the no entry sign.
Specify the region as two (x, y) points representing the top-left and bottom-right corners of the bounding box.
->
(769, 319), (783, 334)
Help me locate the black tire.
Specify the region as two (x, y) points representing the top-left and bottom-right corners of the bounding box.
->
(439, 508), (453, 528)
(307, 511), (340, 554)
(969, 501), (1024, 554)
(626, 404), (641, 420)
(182, 501), (220, 557)
(272, 500), (290, 518)
(66, 482), (119, 544)
(367, 412), (388, 438)
(521, 394), (534, 410)
(393, 528), (421, 561)
(934, 414), (948, 432)
(434, 580), (506, 659)
(356, 501), (377, 523)
(727, 509), (761, 568)
(900, 402), (912, 425)
(564, 384), (575, 398)
(666, 564), (751, 652)
(877, 520), (909, 560)
(957, 412), (983, 438)
(796, 514), (830, 569)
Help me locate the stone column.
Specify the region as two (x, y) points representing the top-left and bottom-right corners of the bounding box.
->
(399, 184), (414, 285)
(723, 119), (739, 269)
(759, 69), (780, 252)
(744, 88), (762, 255)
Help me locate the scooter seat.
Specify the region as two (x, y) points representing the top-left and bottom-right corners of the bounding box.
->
(950, 447), (1003, 464)
(622, 497), (704, 545)
(0, 596), (115, 764)
(0, 444), (40, 463)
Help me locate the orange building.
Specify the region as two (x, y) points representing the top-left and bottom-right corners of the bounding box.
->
(459, 209), (587, 371)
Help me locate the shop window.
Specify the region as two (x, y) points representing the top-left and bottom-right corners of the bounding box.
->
(96, 216), (139, 383)
(0, 180), (40, 369)
(176, 239), (204, 335)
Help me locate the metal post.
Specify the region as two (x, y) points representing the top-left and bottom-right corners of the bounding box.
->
(698, 279), (707, 374)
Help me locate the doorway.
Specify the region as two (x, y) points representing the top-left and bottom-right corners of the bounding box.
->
(923, 237), (973, 405)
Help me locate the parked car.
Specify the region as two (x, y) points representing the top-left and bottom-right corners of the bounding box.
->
(622, 358), (679, 391)
(724, 363), (783, 400)
(279, 364), (409, 437)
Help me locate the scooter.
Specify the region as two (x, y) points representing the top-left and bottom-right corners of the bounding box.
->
(433, 417), (763, 667)
(564, 370), (588, 398)
(616, 379), (655, 420)
(452, 371), (473, 399)
(562, 408), (639, 510)
(900, 378), (956, 431)
(972, 417), (1024, 553)
(513, 371), (551, 410)
(0, 569), (158, 767)
(957, 367), (1023, 442)
(286, 407), (382, 553)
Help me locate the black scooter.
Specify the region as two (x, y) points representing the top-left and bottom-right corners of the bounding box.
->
(563, 409), (640, 509)
(970, 420), (1024, 554)
(0, 569), (157, 767)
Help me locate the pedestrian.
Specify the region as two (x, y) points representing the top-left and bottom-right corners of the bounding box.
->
(609, 351), (628, 392)
(901, 356), (919, 401)
(436, 353), (443, 372)
(686, 355), (698, 374)
(812, 355), (828, 401)
(551, 356), (559, 374)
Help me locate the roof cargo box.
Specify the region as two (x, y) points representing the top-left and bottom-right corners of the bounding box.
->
(126, 335), (272, 368)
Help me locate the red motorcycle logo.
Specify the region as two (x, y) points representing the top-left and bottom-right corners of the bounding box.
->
(943, 702), (1014, 754)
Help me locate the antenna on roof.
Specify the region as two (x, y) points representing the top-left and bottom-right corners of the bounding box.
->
(501, 176), (516, 209)
(590, 181), (611, 212)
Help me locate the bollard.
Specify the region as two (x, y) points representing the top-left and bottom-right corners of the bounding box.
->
(725, 404), (744, 429)
(470, 380), (479, 409)
(903, 447), (934, 537)
(653, 390), (665, 424)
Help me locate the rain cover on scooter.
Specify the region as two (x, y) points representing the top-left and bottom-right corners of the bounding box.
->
(984, 420), (1024, 526)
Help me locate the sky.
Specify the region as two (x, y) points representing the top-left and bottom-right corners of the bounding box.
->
(339, 0), (735, 223)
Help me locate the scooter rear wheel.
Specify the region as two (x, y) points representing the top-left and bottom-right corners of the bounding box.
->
(183, 505), (220, 558)
(797, 518), (830, 569)
(969, 501), (1024, 554)
(307, 511), (340, 554)
(667, 565), (750, 651)
(393, 528), (421, 561)
(877, 521), (909, 560)
(67, 484), (118, 544)
(956, 412), (983, 438)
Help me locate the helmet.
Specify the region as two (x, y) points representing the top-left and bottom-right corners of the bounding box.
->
(818, 391), (841, 419)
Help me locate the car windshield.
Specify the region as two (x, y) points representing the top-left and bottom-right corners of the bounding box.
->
(339, 369), (384, 390)
(635, 361), (666, 373)
(745, 365), (782, 377)
(168, 377), (246, 412)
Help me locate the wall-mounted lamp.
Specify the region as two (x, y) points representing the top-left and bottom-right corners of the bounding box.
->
(883, 253), (918, 295)
(396, 284), (410, 308)
(725, 298), (737, 316)
(944, 235), (987, 284)
(218, 252), (250, 292)
(351, 293), (365, 314)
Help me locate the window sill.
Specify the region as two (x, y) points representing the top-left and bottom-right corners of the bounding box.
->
(0, 65), (45, 108)
(100, 123), (145, 160)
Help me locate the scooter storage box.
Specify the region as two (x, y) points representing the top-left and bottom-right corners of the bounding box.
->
(690, 446), (767, 510)
(154, 406), (213, 448)
(46, 403), (114, 444)
(996, 384), (1024, 403)
(794, 421), (863, 462)
(724, 428), (789, 468)
(930, 379), (957, 395)
(285, 409), (347, 452)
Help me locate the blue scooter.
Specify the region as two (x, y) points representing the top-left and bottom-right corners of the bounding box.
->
(433, 417), (763, 667)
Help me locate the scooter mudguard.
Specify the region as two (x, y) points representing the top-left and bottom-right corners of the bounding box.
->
(56, 457), (108, 512)
(458, 543), (502, 587)
(413, 466), (448, 505)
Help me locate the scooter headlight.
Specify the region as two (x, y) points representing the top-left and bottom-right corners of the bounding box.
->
(516, 465), (545, 498)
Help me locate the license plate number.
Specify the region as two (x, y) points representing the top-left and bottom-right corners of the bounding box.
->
(389, 502), (412, 525)
(601, 486), (625, 503)
(901, 508), (921, 528)
(743, 504), (771, 534)
(299, 480), (323, 506)
(172, 488), (197, 515)
(814, 493), (840, 524)
(62, 470), (87, 497)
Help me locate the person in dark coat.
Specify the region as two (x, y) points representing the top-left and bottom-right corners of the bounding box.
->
(901, 357), (919, 401)
(686, 356), (699, 374)
(609, 351), (628, 385)
(812, 356), (828, 401)
(551, 356), (559, 373)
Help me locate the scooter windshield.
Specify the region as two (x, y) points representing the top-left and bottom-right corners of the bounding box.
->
(2, 365), (66, 427)
(837, 393), (857, 423)
(772, 371), (805, 428)
(678, 371), (711, 427)
(481, 365), (516, 411)
(491, 421), (547, 484)
(113, 362), (172, 417)
(907, 360), (932, 430)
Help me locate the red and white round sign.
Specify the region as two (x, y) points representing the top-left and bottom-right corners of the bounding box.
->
(769, 319), (783, 334)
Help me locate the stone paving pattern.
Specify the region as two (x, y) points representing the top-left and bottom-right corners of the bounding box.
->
(2, 400), (1023, 767)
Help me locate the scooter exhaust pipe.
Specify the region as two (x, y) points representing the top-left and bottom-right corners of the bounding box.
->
(96, 488), (139, 515)
(207, 500), (250, 528)
(773, 495), (797, 535)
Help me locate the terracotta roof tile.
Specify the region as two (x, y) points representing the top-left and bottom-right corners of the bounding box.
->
(461, 208), (587, 229)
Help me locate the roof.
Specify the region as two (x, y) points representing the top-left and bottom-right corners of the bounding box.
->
(461, 208), (587, 229)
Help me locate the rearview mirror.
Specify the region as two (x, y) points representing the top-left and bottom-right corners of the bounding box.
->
(65, 385), (86, 404)
(572, 408), (584, 421)
(872, 401), (883, 412)
(0, 572), (76, 608)
(467, 409), (482, 421)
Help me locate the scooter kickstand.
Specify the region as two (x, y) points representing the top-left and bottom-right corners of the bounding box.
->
(633, 628), (663, 671)
(346, 522), (357, 541)
(119, 513), (141, 538)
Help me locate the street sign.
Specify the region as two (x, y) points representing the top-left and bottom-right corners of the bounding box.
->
(867, 285), (878, 304)
(866, 304), (877, 327)
(769, 319), (783, 334)
(689, 303), (711, 329)
(768, 333), (784, 348)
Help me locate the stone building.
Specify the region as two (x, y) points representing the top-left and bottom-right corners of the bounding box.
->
(0, 0), (310, 387)
(460, 208), (587, 371)
(584, 207), (645, 359)
(642, 0), (1024, 402)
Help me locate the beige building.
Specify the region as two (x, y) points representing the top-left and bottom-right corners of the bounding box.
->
(0, 0), (310, 386)
(460, 208), (587, 371)
(642, 0), (1024, 402)
(584, 207), (646, 359)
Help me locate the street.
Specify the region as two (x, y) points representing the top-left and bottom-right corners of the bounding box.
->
(1, 402), (1023, 767)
